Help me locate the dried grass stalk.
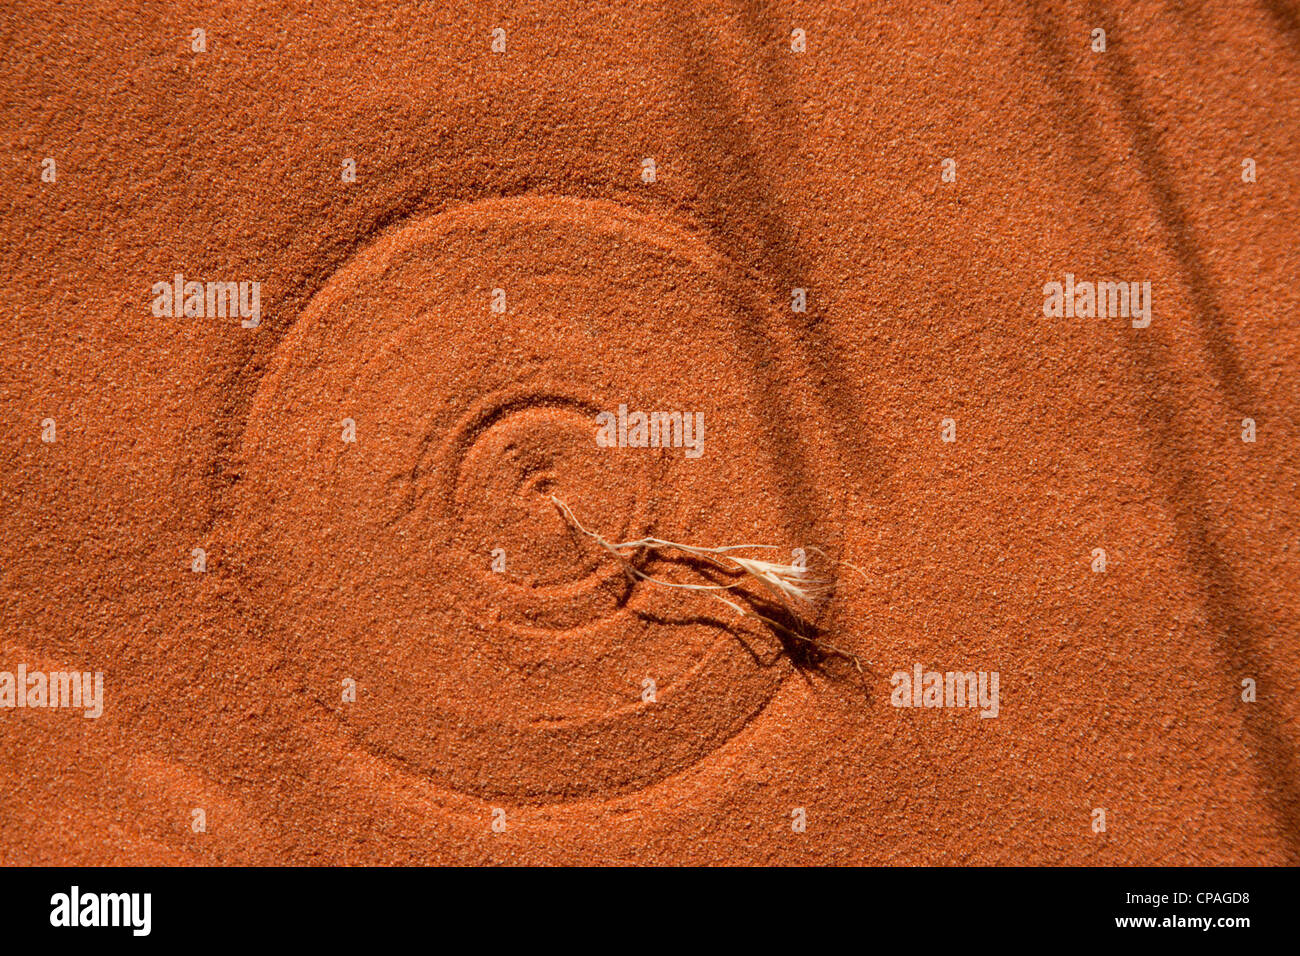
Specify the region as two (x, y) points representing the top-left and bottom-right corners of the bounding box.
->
(551, 496), (862, 670)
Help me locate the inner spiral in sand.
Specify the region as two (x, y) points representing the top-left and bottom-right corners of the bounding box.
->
(411, 388), (657, 631)
(231, 195), (812, 802)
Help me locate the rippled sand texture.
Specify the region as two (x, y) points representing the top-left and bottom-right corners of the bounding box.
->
(2, 1), (1297, 864)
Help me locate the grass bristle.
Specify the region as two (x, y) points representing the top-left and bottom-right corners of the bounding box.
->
(550, 496), (861, 671)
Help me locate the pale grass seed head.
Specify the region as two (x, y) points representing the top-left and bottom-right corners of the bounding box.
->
(549, 496), (862, 671)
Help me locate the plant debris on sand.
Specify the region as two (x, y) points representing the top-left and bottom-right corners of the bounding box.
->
(550, 496), (862, 671)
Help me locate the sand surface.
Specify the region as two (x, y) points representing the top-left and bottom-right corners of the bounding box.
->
(2, 1), (1298, 864)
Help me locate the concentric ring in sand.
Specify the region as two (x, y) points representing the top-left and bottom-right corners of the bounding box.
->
(232, 195), (812, 802)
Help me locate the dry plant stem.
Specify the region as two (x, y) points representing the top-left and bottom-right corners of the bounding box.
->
(551, 496), (863, 671)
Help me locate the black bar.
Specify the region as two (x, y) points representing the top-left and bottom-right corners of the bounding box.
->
(0, 865), (1284, 943)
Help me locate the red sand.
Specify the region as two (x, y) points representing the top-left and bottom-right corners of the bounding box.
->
(2, 1), (1298, 865)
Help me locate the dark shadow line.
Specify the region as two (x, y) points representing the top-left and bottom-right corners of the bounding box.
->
(1258, 0), (1300, 57)
(1027, 0), (1300, 860)
(1085, 1), (1256, 413)
(652, 2), (893, 545)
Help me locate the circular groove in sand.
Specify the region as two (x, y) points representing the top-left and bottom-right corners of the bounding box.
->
(231, 195), (809, 802)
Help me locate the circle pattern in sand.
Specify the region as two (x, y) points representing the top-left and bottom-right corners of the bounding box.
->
(234, 196), (808, 801)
